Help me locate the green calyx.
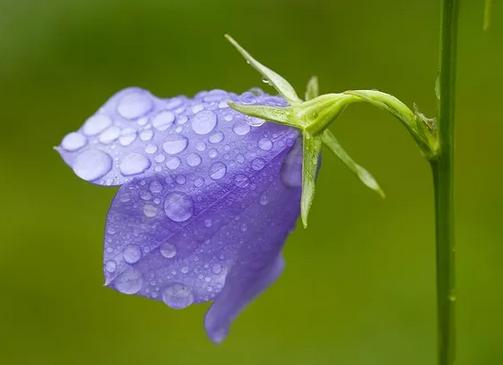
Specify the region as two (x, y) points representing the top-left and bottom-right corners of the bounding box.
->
(225, 34), (439, 227)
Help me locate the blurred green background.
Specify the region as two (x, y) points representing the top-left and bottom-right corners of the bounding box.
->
(0, 0), (501, 364)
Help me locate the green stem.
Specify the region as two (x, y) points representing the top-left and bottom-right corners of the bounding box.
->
(431, 1), (459, 365)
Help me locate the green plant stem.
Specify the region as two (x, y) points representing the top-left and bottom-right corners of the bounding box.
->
(431, 0), (459, 365)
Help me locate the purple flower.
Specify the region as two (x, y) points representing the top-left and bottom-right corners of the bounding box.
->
(57, 87), (302, 342)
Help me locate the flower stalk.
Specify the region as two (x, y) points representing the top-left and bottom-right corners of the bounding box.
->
(431, 0), (459, 364)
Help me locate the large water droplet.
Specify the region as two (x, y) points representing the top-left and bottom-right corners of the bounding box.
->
(209, 162), (227, 180)
(61, 132), (87, 151)
(83, 114), (112, 136)
(114, 268), (143, 294)
(151, 110), (175, 131)
(162, 135), (188, 155)
(119, 153), (151, 176)
(160, 242), (177, 258)
(232, 120), (251, 136)
(123, 244), (142, 264)
(191, 110), (217, 135)
(73, 149), (112, 181)
(98, 126), (121, 144)
(258, 138), (273, 151)
(117, 92), (153, 119)
(162, 283), (194, 309)
(186, 153), (202, 167)
(163, 192), (194, 222)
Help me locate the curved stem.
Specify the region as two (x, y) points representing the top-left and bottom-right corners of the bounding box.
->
(431, 1), (459, 365)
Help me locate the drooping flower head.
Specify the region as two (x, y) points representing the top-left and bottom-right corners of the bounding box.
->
(57, 86), (303, 342)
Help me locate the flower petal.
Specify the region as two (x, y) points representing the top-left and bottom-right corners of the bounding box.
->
(57, 88), (291, 186)
(103, 128), (302, 337)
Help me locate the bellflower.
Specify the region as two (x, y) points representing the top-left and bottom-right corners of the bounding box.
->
(57, 87), (303, 343)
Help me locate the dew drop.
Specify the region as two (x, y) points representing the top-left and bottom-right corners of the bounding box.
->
(143, 204), (158, 218)
(186, 153), (202, 167)
(117, 92), (153, 119)
(162, 135), (188, 155)
(160, 242), (177, 258)
(175, 175), (186, 185)
(123, 244), (142, 264)
(119, 153), (151, 176)
(83, 114), (112, 136)
(247, 117), (265, 127)
(61, 132), (87, 151)
(151, 110), (175, 131)
(162, 283), (194, 309)
(166, 157), (181, 170)
(181, 266), (189, 274)
(259, 193), (269, 206)
(194, 177), (204, 187)
(212, 264), (222, 274)
(164, 192), (194, 222)
(208, 149), (218, 159)
(258, 138), (273, 151)
(251, 158), (265, 171)
(154, 154), (165, 163)
(204, 219), (212, 228)
(234, 174), (250, 188)
(145, 144), (158, 154)
(209, 162), (227, 180)
(114, 268), (143, 294)
(209, 132), (224, 144)
(232, 120), (251, 136)
(119, 129), (137, 146)
(139, 129), (154, 141)
(98, 126), (121, 144)
(149, 180), (163, 194)
(105, 260), (117, 273)
(191, 110), (217, 135)
(196, 142), (206, 151)
(73, 149), (112, 181)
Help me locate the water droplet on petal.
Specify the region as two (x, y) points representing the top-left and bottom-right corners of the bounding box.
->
(73, 149), (112, 181)
(162, 283), (194, 309)
(114, 268), (143, 294)
(209, 162), (227, 180)
(209, 132), (224, 144)
(119, 129), (137, 146)
(151, 110), (175, 131)
(83, 115), (112, 136)
(259, 193), (269, 206)
(258, 138), (273, 151)
(248, 117), (265, 127)
(208, 149), (218, 159)
(145, 144), (158, 154)
(251, 158), (265, 171)
(234, 174), (250, 188)
(212, 264), (222, 274)
(232, 120), (251, 136)
(119, 153), (151, 176)
(118, 92), (153, 119)
(105, 260), (117, 273)
(98, 126), (121, 144)
(186, 153), (202, 167)
(160, 242), (177, 258)
(143, 204), (158, 217)
(163, 192), (194, 222)
(139, 129), (154, 141)
(162, 135), (188, 155)
(204, 219), (212, 228)
(123, 244), (142, 264)
(166, 157), (181, 170)
(191, 110), (217, 135)
(61, 132), (87, 151)
(149, 180), (163, 194)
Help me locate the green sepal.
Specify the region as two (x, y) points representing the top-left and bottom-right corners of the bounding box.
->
(227, 102), (297, 128)
(322, 130), (384, 198)
(225, 35), (302, 104)
(305, 76), (319, 100)
(301, 132), (322, 228)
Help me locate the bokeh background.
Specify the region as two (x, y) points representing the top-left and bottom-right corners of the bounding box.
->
(0, 0), (501, 364)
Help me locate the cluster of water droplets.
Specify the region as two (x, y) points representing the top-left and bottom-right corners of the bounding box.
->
(58, 88), (293, 187)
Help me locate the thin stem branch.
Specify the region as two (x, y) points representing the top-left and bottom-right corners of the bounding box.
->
(431, 0), (459, 365)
